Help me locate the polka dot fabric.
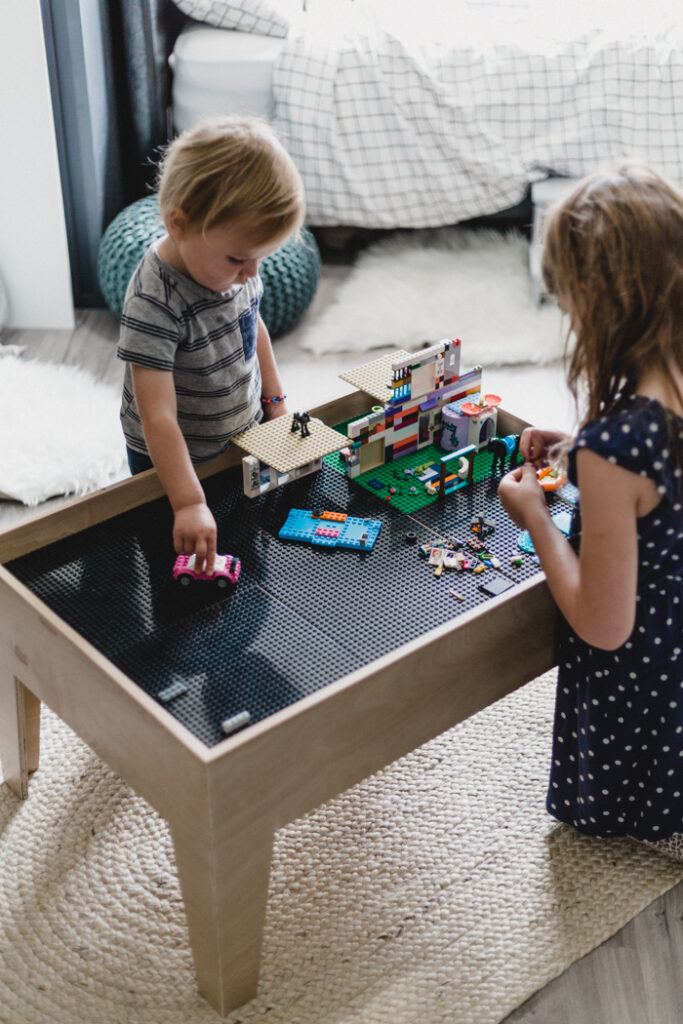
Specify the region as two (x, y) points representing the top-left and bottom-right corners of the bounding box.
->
(548, 396), (683, 842)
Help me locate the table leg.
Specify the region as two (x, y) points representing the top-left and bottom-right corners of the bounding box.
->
(170, 813), (275, 1016)
(0, 674), (41, 799)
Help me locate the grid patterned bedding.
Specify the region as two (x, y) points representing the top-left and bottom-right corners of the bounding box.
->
(272, 2), (683, 227)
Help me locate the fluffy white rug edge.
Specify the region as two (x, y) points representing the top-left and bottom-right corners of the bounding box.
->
(0, 352), (127, 506)
(298, 228), (570, 365)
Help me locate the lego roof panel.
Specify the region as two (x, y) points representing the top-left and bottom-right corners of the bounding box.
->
(231, 416), (350, 474)
(338, 350), (412, 402)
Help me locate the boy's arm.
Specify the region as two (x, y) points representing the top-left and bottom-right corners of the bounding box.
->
(131, 365), (217, 573)
(255, 314), (288, 419)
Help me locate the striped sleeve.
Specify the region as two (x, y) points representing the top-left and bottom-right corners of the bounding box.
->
(117, 291), (181, 372)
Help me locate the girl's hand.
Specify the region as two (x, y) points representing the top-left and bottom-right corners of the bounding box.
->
(173, 502), (217, 574)
(497, 463), (548, 530)
(519, 427), (569, 468)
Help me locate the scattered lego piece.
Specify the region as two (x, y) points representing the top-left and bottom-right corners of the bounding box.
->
(552, 510), (573, 536)
(279, 509), (382, 551)
(157, 680), (189, 703)
(537, 465), (567, 492)
(443, 550), (467, 570)
(434, 564), (443, 578)
(405, 531), (417, 543)
(429, 547), (445, 566)
(368, 478), (385, 490)
(510, 555), (523, 567)
(449, 590), (465, 601)
(470, 515), (495, 537)
(221, 710), (251, 736)
(173, 553), (241, 588)
(472, 563), (486, 574)
(517, 531), (536, 554)
(558, 481), (579, 505)
(479, 577), (515, 597)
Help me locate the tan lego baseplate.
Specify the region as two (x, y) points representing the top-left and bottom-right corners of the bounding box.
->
(338, 350), (412, 403)
(231, 416), (350, 474)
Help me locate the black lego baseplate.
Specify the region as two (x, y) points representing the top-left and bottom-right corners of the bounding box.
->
(6, 462), (575, 747)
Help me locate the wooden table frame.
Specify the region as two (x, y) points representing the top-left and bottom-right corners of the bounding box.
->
(0, 392), (556, 1016)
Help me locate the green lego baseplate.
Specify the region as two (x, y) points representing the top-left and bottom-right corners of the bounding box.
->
(324, 417), (507, 515)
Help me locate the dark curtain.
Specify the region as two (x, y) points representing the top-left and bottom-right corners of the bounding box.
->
(108, 0), (187, 204)
(41, 0), (187, 306)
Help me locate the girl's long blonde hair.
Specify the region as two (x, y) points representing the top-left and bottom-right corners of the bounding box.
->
(542, 164), (683, 424)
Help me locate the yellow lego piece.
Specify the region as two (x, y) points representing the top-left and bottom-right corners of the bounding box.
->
(338, 350), (412, 403)
(232, 416), (350, 474)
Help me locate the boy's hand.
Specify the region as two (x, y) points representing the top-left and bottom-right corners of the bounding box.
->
(173, 502), (217, 574)
(262, 400), (289, 421)
(519, 427), (569, 468)
(497, 464), (548, 530)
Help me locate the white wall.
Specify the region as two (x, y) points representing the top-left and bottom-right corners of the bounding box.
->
(0, 0), (74, 329)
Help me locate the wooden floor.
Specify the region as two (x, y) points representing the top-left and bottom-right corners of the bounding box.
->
(1, 305), (682, 1023)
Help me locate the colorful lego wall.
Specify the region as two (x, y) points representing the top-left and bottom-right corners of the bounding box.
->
(344, 340), (485, 480)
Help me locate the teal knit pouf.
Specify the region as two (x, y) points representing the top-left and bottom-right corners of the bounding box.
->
(258, 227), (320, 337)
(97, 196), (321, 336)
(97, 197), (166, 317)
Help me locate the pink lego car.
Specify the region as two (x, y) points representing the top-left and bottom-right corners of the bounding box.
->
(173, 553), (241, 588)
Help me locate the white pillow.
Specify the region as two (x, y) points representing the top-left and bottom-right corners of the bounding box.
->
(171, 0), (301, 37)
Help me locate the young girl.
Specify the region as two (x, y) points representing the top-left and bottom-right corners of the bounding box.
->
(117, 116), (305, 574)
(498, 164), (683, 861)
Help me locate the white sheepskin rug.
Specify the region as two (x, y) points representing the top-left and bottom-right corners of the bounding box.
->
(0, 349), (127, 505)
(298, 228), (569, 363)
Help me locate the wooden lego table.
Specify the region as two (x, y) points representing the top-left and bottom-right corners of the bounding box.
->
(0, 390), (557, 1016)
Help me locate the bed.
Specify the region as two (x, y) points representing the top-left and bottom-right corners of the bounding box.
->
(169, 0), (683, 229)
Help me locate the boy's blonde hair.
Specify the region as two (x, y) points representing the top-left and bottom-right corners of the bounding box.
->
(542, 163), (683, 424)
(157, 116), (305, 244)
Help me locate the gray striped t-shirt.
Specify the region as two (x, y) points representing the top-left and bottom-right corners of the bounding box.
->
(117, 244), (263, 463)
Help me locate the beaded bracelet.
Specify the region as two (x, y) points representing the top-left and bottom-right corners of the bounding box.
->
(261, 394), (287, 405)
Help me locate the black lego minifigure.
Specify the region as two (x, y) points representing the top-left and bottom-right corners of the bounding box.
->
(487, 433), (520, 476)
(291, 411), (311, 438)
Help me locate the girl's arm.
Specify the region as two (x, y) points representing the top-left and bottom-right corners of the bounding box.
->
(131, 365), (217, 573)
(499, 449), (645, 649)
(255, 314), (289, 419)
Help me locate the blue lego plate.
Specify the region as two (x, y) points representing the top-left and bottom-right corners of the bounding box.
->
(278, 509), (382, 551)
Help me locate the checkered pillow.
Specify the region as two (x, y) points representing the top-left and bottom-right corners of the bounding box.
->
(171, 0), (301, 38)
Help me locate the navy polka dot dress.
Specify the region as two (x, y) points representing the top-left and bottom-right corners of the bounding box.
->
(547, 396), (683, 841)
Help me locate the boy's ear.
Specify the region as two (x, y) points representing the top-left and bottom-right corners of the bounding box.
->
(166, 207), (188, 240)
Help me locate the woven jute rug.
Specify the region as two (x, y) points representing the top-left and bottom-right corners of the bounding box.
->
(1, 669), (681, 1024)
